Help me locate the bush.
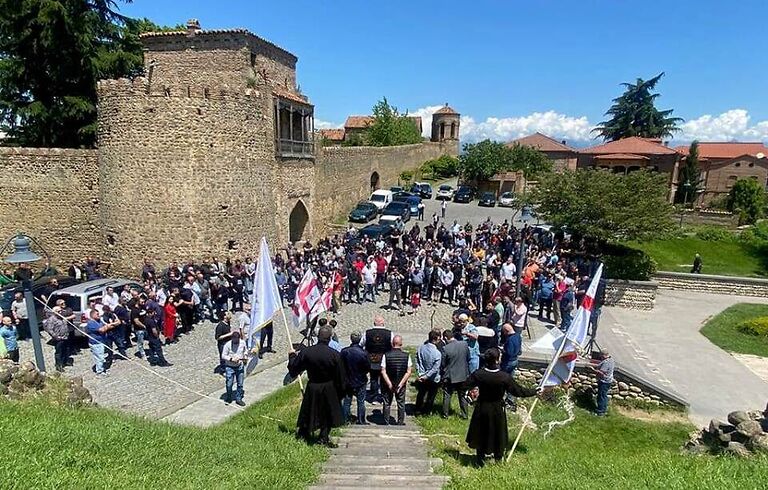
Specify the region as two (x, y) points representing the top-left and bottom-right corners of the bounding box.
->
(421, 155), (459, 179)
(736, 317), (768, 337)
(694, 225), (735, 242)
(600, 243), (657, 281)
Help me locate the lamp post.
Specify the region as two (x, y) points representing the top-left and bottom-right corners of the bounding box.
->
(2, 233), (46, 372)
(679, 180), (692, 227)
(515, 206), (533, 297)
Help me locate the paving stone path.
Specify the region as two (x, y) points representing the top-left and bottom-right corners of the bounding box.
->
(310, 419), (448, 490)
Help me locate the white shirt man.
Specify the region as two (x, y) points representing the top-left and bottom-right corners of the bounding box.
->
(102, 287), (119, 310)
(501, 259), (517, 281)
(362, 261), (377, 285)
(511, 297), (528, 330)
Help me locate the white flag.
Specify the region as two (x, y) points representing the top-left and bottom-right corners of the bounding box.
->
(248, 237), (282, 350)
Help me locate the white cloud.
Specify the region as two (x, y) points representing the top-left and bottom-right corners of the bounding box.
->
(408, 105), (444, 137)
(314, 119), (341, 130)
(458, 111), (593, 144)
(676, 109), (768, 143)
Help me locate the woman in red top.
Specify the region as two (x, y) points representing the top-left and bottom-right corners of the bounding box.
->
(163, 296), (178, 344)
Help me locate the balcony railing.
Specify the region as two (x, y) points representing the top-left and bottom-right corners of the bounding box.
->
(277, 138), (315, 159)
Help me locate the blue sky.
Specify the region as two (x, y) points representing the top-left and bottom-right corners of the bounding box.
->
(121, 0), (768, 145)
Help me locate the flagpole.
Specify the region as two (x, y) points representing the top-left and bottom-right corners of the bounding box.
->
(280, 305), (304, 392)
(506, 324), (572, 462)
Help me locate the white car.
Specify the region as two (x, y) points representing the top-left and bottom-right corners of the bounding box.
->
(368, 189), (393, 211)
(498, 191), (517, 207)
(436, 184), (455, 200)
(379, 214), (404, 232)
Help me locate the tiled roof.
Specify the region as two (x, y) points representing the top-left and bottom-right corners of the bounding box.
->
(139, 28), (297, 62)
(674, 142), (768, 159)
(579, 137), (678, 155)
(593, 153), (650, 160)
(319, 129), (345, 141)
(344, 115), (422, 131)
(273, 87), (312, 106)
(510, 132), (575, 152)
(434, 104), (459, 115)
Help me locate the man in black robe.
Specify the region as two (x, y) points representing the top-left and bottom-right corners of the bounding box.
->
(288, 325), (346, 447)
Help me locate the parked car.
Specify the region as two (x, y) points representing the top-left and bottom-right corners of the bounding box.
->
(379, 215), (405, 232)
(357, 223), (395, 242)
(46, 278), (145, 336)
(410, 182), (433, 199)
(392, 191), (415, 201)
(478, 191), (497, 207)
(0, 275), (77, 318)
(453, 185), (475, 203)
(389, 186), (404, 194)
(348, 201), (379, 223)
(403, 195), (421, 215)
(381, 201), (411, 222)
(368, 189), (393, 211)
(498, 191), (517, 207)
(436, 184), (455, 200)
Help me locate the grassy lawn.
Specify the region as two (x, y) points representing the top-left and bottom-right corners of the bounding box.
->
(700, 303), (768, 357)
(416, 400), (768, 489)
(628, 237), (768, 277)
(0, 383), (327, 489)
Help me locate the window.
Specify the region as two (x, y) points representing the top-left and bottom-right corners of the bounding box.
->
(727, 175), (738, 188)
(735, 162), (741, 167)
(749, 162), (755, 168)
(274, 98), (314, 158)
(450, 122), (456, 139)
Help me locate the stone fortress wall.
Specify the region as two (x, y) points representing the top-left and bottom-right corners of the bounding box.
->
(0, 21), (459, 275)
(0, 147), (99, 266)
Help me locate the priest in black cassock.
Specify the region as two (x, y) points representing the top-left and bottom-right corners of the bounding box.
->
(288, 325), (347, 447)
(464, 347), (538, 466)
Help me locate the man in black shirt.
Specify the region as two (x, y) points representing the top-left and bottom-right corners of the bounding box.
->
(145, 309), (171, 367)
(214, 312), (234, 374)
(129, 295), (147, 359)
(380, 335), (413, 425)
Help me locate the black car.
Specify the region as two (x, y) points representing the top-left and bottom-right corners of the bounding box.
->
(348, 201), (379, 223)
(392, 191), (415, 202)
(357, 223), (395, 241)
(381, 201), (411, 222)
(410, 183), (433, 199)
(0, 275), (77, 318)
(478, 191), (497, 207)
(453, 185), (475, 203)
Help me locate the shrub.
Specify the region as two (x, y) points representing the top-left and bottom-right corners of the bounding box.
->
(694, 225), (735, 242)
(421, 155), (459, 180)
(600, 243), (657, 281)
(399, 170), (413, 184)
(736, 317), (768, 337)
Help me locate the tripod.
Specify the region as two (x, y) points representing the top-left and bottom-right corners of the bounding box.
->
(584, 312), (602, 356)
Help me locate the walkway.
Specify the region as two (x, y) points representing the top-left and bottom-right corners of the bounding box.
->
(599, 290), (768, 426)
(310, 418), (448, 490)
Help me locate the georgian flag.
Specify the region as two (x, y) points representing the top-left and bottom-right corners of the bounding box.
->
(532, 263), (604, 387)
(292, 268), (321, 327)
(309, 271), (337, 319)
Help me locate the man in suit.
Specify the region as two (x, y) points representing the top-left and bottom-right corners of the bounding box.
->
(441, 327), (471, 419)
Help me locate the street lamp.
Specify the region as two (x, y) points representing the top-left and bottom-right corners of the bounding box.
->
(515, 206), (533, 297)
(2, 233), (46, 372)
(679, 180), (692, 227)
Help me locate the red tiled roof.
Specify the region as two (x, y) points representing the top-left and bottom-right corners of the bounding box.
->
(510, 132), (575, 152)
(434, 104), (459, 115)
(319, 129), (344, 141)
(674, 142), (768, 159)
(579, 137), (678, 155)
(273, 87), (312, 106)
(344, 115), (422, 132)
(593, 153), (650, 160)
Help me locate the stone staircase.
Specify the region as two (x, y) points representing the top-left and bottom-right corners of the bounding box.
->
(309, 421), (449, 489)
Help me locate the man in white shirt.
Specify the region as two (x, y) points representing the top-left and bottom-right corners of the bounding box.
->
(362, 258), (377, 303)
(511, 296), (528, 332)
(102, 286), (119, 310)
(501, 257), (517, 282)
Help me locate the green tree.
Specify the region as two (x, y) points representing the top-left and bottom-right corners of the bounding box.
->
(421, 154), (459, 179)
(727, 178), (766, 225)
(533, 169), (674, 242)
(675, 141), (701, 204)
(593, 72), (683, 141)
(458, 140), (551, 181)
(365, 97), (422, 147)
(0, 1), (179, 148)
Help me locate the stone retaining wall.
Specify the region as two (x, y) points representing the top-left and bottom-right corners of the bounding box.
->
(517, 357), (687, 409)
(655, 271), (768, 298)
(604, 279), (658, 310)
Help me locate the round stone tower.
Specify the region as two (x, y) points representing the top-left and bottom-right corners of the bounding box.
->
(431, 103), (460, 143)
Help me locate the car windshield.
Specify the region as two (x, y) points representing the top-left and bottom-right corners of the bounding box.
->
(482, 193), (494, 198)
(371, 194), (386, 202)
(501, 192), (513, 198)
(439, 185), (451, 191)
(385, 202), (407, 211)
(421, 184), (432, 191)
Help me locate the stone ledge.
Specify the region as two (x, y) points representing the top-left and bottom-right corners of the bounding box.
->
(0, 147), (98, 157)
(604, 279), (657, 310)
(655, 271), (768, 298)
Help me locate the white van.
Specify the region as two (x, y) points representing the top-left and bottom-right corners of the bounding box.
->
(368, 189), (393, 211)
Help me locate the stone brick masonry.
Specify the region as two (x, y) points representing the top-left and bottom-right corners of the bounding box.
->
(655, 271), (768, 298)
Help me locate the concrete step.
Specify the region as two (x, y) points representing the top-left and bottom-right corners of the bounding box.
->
(323, 455), (443, 468)
(318, 474), (450, 486)
(330, 446), (431, 458)
(309, 486), (443, 490)
(320, 463), (436, 474)
(336, 429), (425, 437)
(333, 435), (428, 444)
